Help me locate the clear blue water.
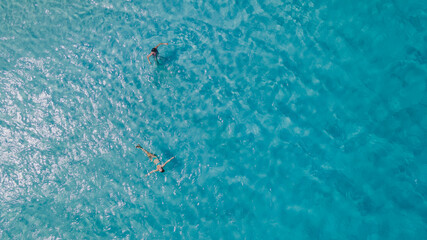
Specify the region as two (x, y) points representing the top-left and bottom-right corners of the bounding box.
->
(1, 0), (426, 239)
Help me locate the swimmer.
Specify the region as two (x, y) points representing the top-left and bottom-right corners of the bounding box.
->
(146, 43), (168, 64)
(136, 144), (175, 176)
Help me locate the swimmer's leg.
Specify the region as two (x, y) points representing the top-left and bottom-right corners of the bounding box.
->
(136, 144), (158, 160)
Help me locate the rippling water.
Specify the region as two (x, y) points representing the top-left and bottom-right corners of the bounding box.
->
(1, 0), (426, 239)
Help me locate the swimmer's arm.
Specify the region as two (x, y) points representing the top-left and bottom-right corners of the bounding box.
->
(145, 169), (158, 177)
(155, 43), (168, 48)
(161, 156), (175, 167)
(147, 53), (153, 64)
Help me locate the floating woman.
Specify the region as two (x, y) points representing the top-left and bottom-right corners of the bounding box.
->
(136, 144), (175, 176)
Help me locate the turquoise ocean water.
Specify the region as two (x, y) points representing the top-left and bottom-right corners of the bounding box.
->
(1, 0), (426, 239)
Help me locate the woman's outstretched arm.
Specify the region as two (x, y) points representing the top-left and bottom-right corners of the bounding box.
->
(161, 157), (175, 167)
(145, 169), (158, 177)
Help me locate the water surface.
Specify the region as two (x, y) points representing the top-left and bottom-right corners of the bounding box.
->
(0, 0), (426, 239)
